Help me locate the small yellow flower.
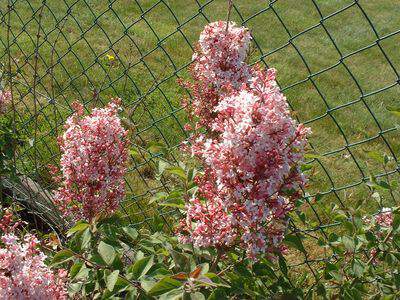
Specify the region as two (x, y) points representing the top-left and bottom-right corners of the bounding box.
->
(106, 54), (115, 61)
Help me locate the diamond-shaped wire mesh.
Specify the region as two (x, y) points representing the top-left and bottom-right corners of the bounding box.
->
(1, 0), (399, 276)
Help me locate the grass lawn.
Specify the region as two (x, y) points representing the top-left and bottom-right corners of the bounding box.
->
(0, 0), (399, 265)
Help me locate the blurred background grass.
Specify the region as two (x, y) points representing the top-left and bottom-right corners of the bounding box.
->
(0, 0), (399, 263)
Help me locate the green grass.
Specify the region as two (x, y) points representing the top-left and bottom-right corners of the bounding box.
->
(0, 0), (399, 261)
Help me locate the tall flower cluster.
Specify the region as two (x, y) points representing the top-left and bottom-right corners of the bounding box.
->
(0, 214), (67, 299)
(178, 21), (310, 259)
(54, 98), (129, 222)
(180, 21), (252, 129)
(0, 89), (11, 114)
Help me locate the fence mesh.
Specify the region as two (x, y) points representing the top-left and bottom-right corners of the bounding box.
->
(1, 0), (399, 280)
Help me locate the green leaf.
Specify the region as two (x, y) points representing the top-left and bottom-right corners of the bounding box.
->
(297, 211), (306, 224)
(129, 148), (139, 156)
(170, 249), (190, 272)
(148, 277), (182, 296)
(51, 249), (74, 266)
(324, 262), (338, 280)
(81, 228), (91, 249)
(329, 232), (339, 243)
(354, 196), (365, 209)
(284, 234), (306, 254)
(153, 190), (186, 209)
(329, 271), (342, 282)
(129, 148), (141, 160)
(384, 253), (398, 265)
(384, 154), (390, 165)
(98, 241), (116, 265)
(371, 192), (383, 208)
(315, 193), (324, 202)
(394, 272), (400, 290)
(140, 277), (158, 293)
(190, 292), (206, 300)
(351, 259), (365, 277)
(300, 163), (313, 172)
(122, 226), (139, 241)
(166, 166), (187, 181)
(158, 160), (170, 176)
(114, 277), (131, 293)
(252, 262), (276, 278)
(207, 288), (227, 300)
(234, 263), (252, 278)
(83, 280), (95, 295)
(69, 282), (83, 295)
(74, 264), (90, 280)
(187, 168), (196, 182)
(278, 255), (288, 277)
(159, 288), (183, 300)
(159, 202), (185, 209)
(343, 220), (355, 234)
(112, 254), (124, 271)
(147, 141), (167, 154)
(342, 236), (355, 252)
(149, 192), (168, 204)
(393, 214), (400, 232)
(106, 270), (120, 291)
(129, 256), (154, 279)
(377, 180), (391, 190)
(69, 262), (83, 279)
(67, 222), (90, 237)
(100, 223), (119, 239)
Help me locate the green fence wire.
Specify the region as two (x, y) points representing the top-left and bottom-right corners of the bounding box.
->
(0, 0), (399, 279)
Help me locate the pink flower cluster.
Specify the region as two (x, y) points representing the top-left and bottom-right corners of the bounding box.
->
(180, 21), (252, 129)
(0, 211), (21, 233)
(178, 21), (310, 259)
(366, 208), (394, 264)
(374, 207), (393, 229)
(54, 98), (129, 222)
(0, 212), (67, 299)
(0, 89), (11, 114)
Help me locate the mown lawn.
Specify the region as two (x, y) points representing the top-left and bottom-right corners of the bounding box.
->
(0, 0), (399, 260)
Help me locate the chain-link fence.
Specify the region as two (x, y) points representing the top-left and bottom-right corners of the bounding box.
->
(1, 0), (399, 277)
